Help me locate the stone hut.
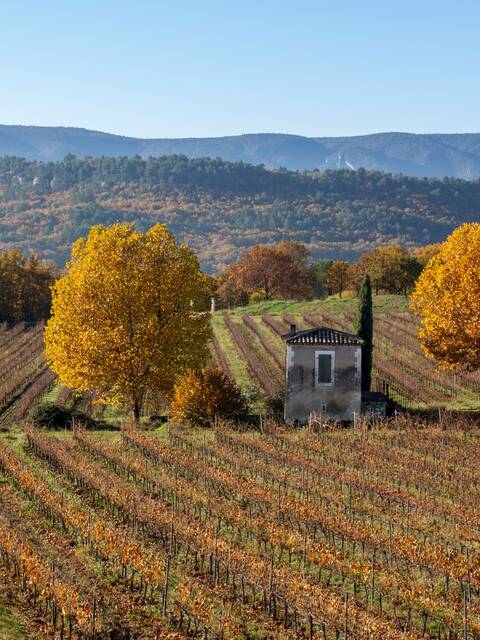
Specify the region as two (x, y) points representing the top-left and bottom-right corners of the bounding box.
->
(283, 325), (364, 423)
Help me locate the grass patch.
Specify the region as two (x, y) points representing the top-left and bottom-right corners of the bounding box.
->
(0, 588), (38, 640)
(0, 601), (24, 640)
(100, 403), (127, 424)
(211, 315), (262, 411)
(220, 294), (408, 319)
(41, 384), (63, 404)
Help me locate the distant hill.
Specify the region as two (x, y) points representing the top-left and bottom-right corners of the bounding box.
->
(2, 125), (480, 178)
(1, 155), (479, 272)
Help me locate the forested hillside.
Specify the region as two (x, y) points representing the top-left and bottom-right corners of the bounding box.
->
(1, 155), (480, 271)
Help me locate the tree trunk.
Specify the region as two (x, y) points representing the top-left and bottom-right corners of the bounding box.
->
(133, 400), (141, 422)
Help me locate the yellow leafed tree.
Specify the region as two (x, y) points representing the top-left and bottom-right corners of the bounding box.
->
(324, 260), (351, 298)
(170, 368), (247, 427)
(45, 223), (211, 419)
(410, 223), (480, 370)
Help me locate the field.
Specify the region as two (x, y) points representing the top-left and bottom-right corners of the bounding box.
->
(0, 295), (479, 638)
(211, 295), (480, 411)
(0, 322), (54, 428)
(0, 422), (479, 639)
(1, 295), (478, 425)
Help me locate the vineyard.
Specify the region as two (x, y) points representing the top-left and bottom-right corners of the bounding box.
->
(0, 321), (53, 427)
(0, 421), (479, 638)
(210, 295), (480, 411)
(0, 294), (479, 638)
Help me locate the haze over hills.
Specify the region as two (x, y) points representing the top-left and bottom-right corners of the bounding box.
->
(2, 125), (480, 179)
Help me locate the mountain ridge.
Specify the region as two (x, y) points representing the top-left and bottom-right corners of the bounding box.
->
(2, 125), (480, 178)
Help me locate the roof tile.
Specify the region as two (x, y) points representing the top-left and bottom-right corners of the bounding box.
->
(283, 326), (364, 346)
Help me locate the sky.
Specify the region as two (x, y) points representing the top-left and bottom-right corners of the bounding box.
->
(1, 0), (479, 139)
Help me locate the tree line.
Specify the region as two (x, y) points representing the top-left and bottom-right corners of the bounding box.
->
(0, 154), (309, 200)
(0, 239), (438, 326)
(213, 241), (439, 306)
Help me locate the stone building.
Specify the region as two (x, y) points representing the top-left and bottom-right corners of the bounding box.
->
(283, 325), (364, 423)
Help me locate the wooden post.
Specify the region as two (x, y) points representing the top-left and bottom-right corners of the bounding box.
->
(344, 592), (349, 639)
(370, 548), (376, 607)
(303, 526), (307, 568)
(466, 546), (472, 601)
(91, 596), (96, 637)
(162, 556), (170, 617)
(268, 554), (274, 594)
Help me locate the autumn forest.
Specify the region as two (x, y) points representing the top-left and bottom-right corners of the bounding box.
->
(1, 154), (480, 272)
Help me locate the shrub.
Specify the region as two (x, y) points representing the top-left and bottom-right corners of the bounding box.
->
(30, 402), (71, 430)
(73, 411), (111, 430)
(249, 290), (267, 304)
(243, 383), (260, 408)
(264, 393), (285, 418)
(170, 368), (248, 427)
(29, 401), (113, 430)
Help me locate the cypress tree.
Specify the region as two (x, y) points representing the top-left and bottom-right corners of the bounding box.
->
(354, 273), (373, 392)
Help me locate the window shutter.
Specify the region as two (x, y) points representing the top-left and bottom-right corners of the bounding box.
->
(317, 353), (333, 384)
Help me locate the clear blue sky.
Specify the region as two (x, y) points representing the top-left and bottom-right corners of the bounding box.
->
(1, 0), (479, 138)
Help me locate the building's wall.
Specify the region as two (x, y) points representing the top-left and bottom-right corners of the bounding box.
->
(284, 344), (361, 423)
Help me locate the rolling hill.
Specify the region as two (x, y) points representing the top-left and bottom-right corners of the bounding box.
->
(3, 125), (480, 178)
(1, 155), (480, 271)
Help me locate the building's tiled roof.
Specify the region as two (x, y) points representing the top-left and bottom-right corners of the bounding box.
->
(283, 326), (364, 346)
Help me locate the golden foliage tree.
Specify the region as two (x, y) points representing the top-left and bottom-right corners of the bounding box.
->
(353, 245), (421, 295)
(324, 260), (351, 297)
(170, 368), (247, 427)
(412, 243), (442, 267)
(410, 223), (480, 370)
(45, 223), (211, 419)
(0, 250), (54, 323)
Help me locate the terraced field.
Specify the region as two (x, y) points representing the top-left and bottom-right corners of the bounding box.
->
(211, 295), (480, 410)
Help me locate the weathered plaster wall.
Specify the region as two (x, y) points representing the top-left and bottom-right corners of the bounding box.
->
(284, 344), (361, 423)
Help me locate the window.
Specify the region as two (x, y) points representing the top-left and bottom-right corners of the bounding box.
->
(315, 351), (335, 386)
(317, 354), (332, 383)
